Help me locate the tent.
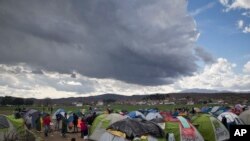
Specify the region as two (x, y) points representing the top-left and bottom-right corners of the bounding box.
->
(164, 116), (204, 141)
(52, 108), (65, 120)
(146, 113), (163, 121)
(217, 112), (244, 125)
(210, 106), (220, 113)
(239, 110), (250, 124)
(99, 131), (129, 141)
(127, 111), (146, 119)
(89, 113), (127, 141)
(191, 114), (230, 141)
(0, 115), (23, 140)
(107, 118), (164, 140)
(23, 109), (40, 128)
(201, 107), (211, 113)
(212, 107), (231, 117)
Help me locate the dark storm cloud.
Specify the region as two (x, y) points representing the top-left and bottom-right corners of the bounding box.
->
(195, 47), (215, 64)
(0, 0), (204, 85)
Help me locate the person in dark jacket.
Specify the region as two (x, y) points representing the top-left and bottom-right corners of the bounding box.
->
(222, 116), (228, 129)
(73, 113), (79, 133)
(62, 113), (68, 137)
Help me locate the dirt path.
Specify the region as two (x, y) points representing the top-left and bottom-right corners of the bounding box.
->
(38, 130), (84, 141)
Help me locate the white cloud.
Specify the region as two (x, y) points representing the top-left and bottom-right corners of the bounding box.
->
(220, 0), (250, 11)
(177, 58), (250, 91)
(190, 2), (216, 16)
(1, 59), (250, 98)
(243, 25), (250, 33)
(220, 1), (250, 33)
(243, 61), (250, 73)
(237, 20), (244, 29)
(235, 20), (250, 33)
(242, 11), (250, 17)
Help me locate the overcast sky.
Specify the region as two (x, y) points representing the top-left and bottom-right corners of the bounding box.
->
(0, 0), (250, 98)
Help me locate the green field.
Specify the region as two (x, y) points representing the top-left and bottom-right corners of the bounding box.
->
(0, 104), (211, 115)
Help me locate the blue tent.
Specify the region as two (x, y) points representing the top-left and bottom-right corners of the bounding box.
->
(127, 111), (146, 119)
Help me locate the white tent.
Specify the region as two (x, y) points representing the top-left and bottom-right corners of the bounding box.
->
(239, 110), (250, 124)
(217, 112), (244, 125)
(146, 113), (163, 121)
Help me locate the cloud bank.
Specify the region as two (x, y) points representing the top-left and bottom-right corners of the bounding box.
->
(0, 0), (210, 85)
(1, 58), (250, 98)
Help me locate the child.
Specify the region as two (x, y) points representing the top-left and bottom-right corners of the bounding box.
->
(80, 118), (88, 140)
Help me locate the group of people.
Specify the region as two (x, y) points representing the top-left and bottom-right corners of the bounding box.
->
(24, 111), (89, 140)
(55, 112), (89, 139)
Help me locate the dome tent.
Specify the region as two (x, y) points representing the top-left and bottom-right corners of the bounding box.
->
(164, 116), (204, 141)
(89, 113), (127, 141)
(0, 115), (23, 140)
(146, 112), (163, 121)
(191, 114), (230, 141)
(52, 108), (65, 120)
(127, 111), (146, 119)
(217, 112), (244, 125)
(107, 118), (165, 141)
(239, 110), (250, 124)
(23, 109), (40, 128)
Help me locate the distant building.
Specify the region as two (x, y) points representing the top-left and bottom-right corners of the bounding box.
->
(97, 101), (104, 106)
(72, 102), (83, 107)
(187, 101), (194, 105)
(76, 103), (83, 107)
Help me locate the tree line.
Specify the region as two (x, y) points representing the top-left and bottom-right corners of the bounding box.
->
(0, 96), (34, 106)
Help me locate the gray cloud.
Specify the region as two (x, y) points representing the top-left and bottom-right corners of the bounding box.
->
(195, 47), (215, 64)
(0, 0), (203, 85)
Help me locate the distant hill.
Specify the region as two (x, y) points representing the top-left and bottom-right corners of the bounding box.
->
(38, 93), (145, 105)
(1, 91), (250, 105)
(180, 88), (232, 93)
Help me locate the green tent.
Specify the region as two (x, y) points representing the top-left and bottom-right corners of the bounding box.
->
(191, 114), (230, 141)
(164, 116), (204, 141)
(89, 113), (127, 141)
(0, 115), (24, 140)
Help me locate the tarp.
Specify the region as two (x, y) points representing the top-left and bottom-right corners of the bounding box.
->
(107, 118), (164, 139)
(191, 114), (230, 141)
(217, 112), (244, 125)
(210, 106), (220, 113)
(0, 115), (10, 129)
(0, 115), (20, 140)
(165, 116), (204, 141)
(239, 110), (250, 124)
(127, 111), (146, 119)
(52, 108), (65, 120)
(146, 113), (163, 121)
(89, 113), (127, 141)
(23, 109), (40, 128)
(99, 131), (128, 141)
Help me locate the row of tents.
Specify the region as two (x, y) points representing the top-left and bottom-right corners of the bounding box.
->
(88, 107), (250, 141)
(89, 112), (231, 141)
(15, 106), (250, 141)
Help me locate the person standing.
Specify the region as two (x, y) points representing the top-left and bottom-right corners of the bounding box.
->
(50, 106), (53, 114)
(43, 114), (51, 137)
(73, 113), (79, 133)
(80, 118), (88, 140)
(222, 116), (228, 130)
(35, 113), (41, 132)
(55, 113), (62, 131)
(62, 113), (68, 137)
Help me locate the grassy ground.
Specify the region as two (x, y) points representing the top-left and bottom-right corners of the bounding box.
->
(0, 104), (210, 116)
